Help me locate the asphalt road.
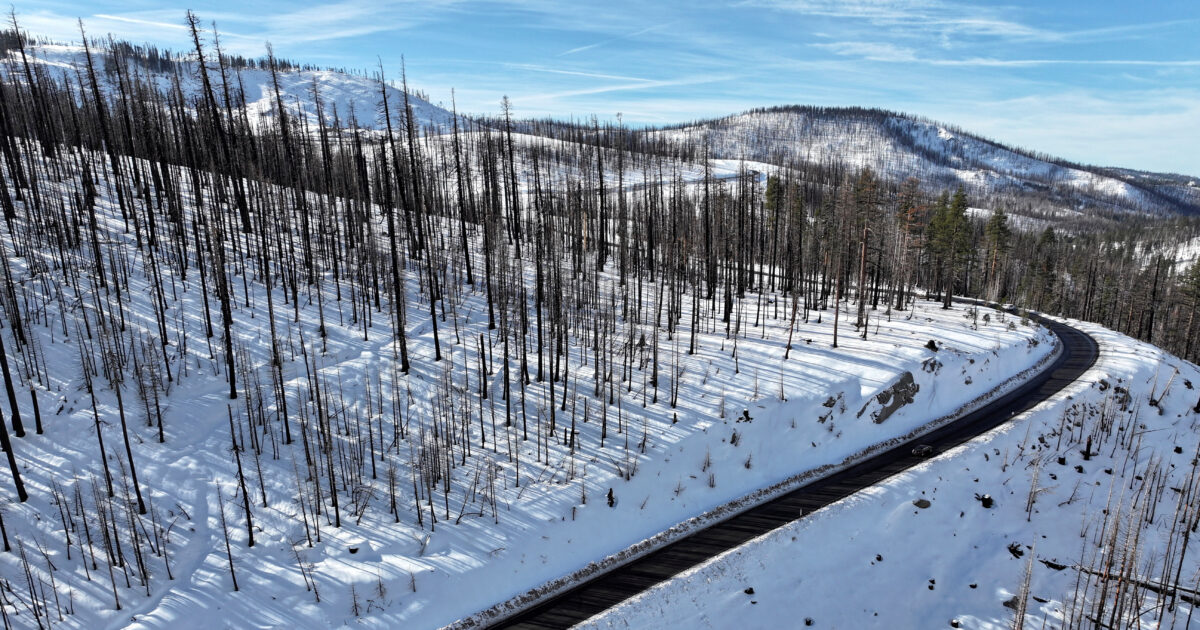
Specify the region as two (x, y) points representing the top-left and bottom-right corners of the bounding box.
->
(487, 313), (1099, 629)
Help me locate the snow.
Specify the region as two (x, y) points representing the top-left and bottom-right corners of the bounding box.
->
(578, 319), (1200, 629)
(652, 109), (1165, 217)
(0, 39), (1190, 630)
(9, 41), (1186, 223)
(1170, 236), (1200, 271)
(0, 138), (1061, 628)
(965, 207), (1058, 235)
(1, 43), (464, 133)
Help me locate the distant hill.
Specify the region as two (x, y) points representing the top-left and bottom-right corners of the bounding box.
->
(648, 105), (1200, 218)
(5, 38), (1197, 225)
(1, 41), (466, 134)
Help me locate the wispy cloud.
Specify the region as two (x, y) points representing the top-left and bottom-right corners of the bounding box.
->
(930, 58), (1200, 68)
(1047, 19), (1199, 44)
(809, 41), (1200, 68)
(521, 74), (733, 101)
(92, 14), (189, 32)
(559, 22), (676, 56)
(13, 9), (206, 48)
(811, 41), (917, 62)
(742, 0), (939, 21)
(743, 0), (1048, 39)
(744, 0), (1193, 45)
(506, 64), (657, 83)
(60, 1), (464, 55)
(218, 0), (452, 48)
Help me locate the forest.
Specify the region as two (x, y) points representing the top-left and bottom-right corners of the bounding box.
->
(0, 13), (1196, 628)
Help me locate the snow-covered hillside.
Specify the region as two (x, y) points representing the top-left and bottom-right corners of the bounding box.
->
(9, 41), (1197, 226)
(1109, 168), (1200, 214)
(1, 28), (1197, 630)
(652, 107), (1196, 218)
(0, 140), (1060, 629)
(580, 320), (1200, 629)
(965, 207), (1059, 235)
(2, 43), (463, 133)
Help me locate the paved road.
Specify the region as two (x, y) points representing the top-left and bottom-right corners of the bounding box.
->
(487, 313), (1099, 629)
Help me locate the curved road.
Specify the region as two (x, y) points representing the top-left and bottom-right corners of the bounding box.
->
(487, 313), (1099, 629)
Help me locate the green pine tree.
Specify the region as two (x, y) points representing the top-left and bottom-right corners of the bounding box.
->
(984, 208), (1012, 300)
(929, 187), (972, 308)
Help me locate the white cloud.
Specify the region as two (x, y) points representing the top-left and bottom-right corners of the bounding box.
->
(744, 0), (1193, 46)
(91, 14), (189, 32)
(743, 0), (1050, 40)
(505, 64), (656, 83)
(520, 74), (733, 102)
(743, 0), (939, 21)
(558, 21), (677, 56)
(811, 41), (917, 62)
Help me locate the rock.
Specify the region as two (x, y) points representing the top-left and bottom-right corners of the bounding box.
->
(1112, 386), (1132, 410)
(744, 587), (755, 595)
(925, 339), (939, 352)
(913, 498), (931, 509)
(859, 372), (920, 424)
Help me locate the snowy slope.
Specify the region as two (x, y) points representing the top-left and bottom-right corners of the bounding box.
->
(12, 40), (1196, 222)
(0, 142), (1059, 629)
(9, 41), (1195, 224)
(1, 31), (1195, 630)
(2, 43), (462, 133)
(1174, 236), (1200, 270)
(1108, 168), (1200, 212)
(651, 107), (1197, 218)
(580, 320), (1200, 629)
(965, 207), (1057, 235)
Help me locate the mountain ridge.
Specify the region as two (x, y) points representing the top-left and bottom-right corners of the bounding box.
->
(4, 36), (1197, 220)
(647, 104), (1199, 217)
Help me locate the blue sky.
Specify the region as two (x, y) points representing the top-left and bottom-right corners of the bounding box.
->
(15, 0), (1200, 175)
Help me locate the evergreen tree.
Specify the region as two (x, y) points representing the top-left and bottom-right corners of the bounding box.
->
(1179, 262), (1200, 359)
(928, 187), (971, 308)
(984, 208), (1012, 301)
(1030, 227), (1057, 311)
